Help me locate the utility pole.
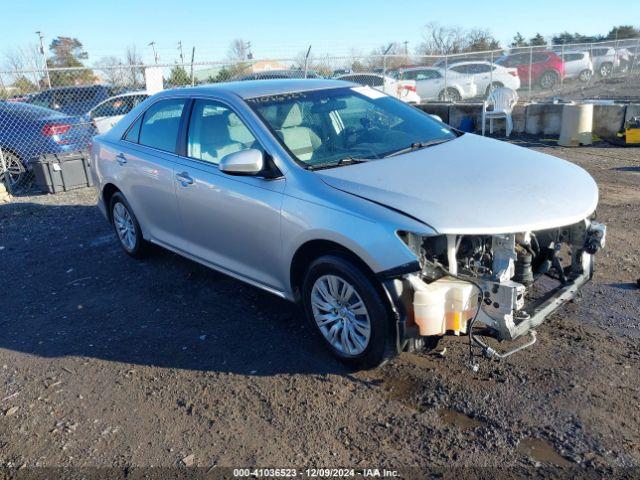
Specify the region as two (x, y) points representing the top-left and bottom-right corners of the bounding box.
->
(148, 41), (158, 64)
(190, 46), (195, 86)
(303, 45), (312, 78)
(178, 41), (184, 65)
(35, 31), (52, 89)
(382, 43), (394, 76)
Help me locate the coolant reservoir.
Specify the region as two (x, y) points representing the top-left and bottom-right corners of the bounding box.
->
(411, 277), (478, 337)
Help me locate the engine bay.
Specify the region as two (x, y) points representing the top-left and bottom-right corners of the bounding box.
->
(399, 218), (606, 342)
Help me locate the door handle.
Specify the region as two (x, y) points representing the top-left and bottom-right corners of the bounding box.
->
(115, 153), (127, 165)
(176, 172), (194, 186)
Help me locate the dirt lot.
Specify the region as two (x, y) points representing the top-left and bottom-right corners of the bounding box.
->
(0, 140), (639, 477)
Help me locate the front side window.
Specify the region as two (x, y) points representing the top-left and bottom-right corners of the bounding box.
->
(248, 87), (456, 169)
(187, 100), (259, 165)
(137, 99), (186, 152)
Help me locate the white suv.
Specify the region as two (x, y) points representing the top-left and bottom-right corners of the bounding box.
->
(556, 51), (594, 82)
(448, 61), (520, 97)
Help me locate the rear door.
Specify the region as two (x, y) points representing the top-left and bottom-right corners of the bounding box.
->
(414, 69), (443, 100)
(114, 97), (187, 248)
(172, 98), (285, 290)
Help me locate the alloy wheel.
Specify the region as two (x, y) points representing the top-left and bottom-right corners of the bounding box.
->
(112, 202), (137, 252)
(310, 274), (371, 356)
(0, 151), (26, 188)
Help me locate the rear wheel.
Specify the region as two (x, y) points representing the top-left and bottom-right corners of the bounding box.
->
(0, 150), (26, 189)
(539, 71), (558, 89)
(301, 255), (395, 369)
(578, 69), (592, 82)
(438, 88), (462, 102)
(110, 192), (149, 258)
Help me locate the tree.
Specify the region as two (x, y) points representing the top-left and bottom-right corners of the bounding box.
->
(12, 75), (37, 94)
(418, 22), (467, 55)
(125, 46), (144, 88)
(167, 65), (190, 87)
(510, 32), (527, 48)
(47, 36), (94, 86)
(228, 39), (250, 62)
(606, 25), (640, 40)
(466, 29), (501, 52)
(417, 23), (500, 56)
(529, 33), (547, 47)
(3, 44), (43, 89)
(95, 56), (128, 87)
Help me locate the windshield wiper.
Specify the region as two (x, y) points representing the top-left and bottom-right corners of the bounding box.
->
(307, 156), (370, 171)
(384, 137), (453, 158)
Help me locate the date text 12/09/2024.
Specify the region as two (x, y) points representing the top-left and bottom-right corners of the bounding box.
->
(232, 468), (399, 477)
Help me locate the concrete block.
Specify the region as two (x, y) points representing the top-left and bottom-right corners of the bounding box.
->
(593, 104), (626, 138)
(448, 103), (483, 132)
(511, 104), (527, 133)
(624, 104), (640, 123)
(415, 103), (450, 125)
(525, 103), (563, 135)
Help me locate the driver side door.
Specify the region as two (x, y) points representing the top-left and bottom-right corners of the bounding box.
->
(173, 98), (286, 291)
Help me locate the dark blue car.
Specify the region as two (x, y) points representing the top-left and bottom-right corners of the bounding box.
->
(23, 85), (114, 116)
(0, 102), (94, 188)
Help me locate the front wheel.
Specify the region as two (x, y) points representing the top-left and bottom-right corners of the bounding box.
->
(301, 255), (395, 369)
(599, 62), (613, 77)
(578, 69), (592, 82)
(485, 82), (503, 97)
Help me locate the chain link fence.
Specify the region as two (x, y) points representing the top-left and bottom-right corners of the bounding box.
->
(1, 38), (639, 196)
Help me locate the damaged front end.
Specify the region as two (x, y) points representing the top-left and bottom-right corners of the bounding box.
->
(386, 218), (606, 354)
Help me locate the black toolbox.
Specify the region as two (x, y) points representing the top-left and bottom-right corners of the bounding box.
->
(29, 150), (93, 194)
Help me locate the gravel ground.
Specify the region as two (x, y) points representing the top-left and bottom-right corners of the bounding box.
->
(0, 141), (639, 477)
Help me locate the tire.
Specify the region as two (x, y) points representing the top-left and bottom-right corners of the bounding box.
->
(110, 192), (149, 258)
(301, 254), (395, 369)
(599, 62), (612, 77)
(539, 71), (558, 89)
(0, 150), (26, 189)
(578, 69), (592, 82)
(484, 82), (503, 97)
(438, 88), (462, 102)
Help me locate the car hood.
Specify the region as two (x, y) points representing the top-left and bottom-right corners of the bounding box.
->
(317, 134), (598, 234)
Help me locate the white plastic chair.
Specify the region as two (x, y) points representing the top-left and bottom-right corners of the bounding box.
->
(482, 87), (518, 137)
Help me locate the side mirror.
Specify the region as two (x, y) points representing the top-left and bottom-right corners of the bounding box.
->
(218, 149), (264, 176)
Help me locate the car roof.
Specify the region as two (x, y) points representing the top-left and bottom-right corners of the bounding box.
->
(398, 66), (442, 72)
(154, 79), (356, 100)
(447, 61), (493, 66)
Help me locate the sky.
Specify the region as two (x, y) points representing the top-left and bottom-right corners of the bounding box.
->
(1, 0), (638, 65)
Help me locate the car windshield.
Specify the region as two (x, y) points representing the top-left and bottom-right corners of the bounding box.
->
(247, 86), (456, 169)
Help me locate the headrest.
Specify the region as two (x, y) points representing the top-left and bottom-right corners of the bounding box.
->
(200, 113), (231, 140)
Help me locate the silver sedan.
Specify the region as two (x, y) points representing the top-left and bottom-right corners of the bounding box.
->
(91, 79), (605, 369)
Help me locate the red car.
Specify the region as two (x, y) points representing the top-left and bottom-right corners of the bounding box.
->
(496, 51), (565, 89)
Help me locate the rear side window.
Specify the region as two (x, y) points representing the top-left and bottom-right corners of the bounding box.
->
(124, 115), (143, 142)
(137, 99), (186, 152)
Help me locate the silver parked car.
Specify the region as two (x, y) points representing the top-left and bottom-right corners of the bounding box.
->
(91, 79), (606, 369)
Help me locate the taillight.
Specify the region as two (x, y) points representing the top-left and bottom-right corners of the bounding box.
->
(403, 84), (417, 92)
(508, 71), (518, 77)
(42, 123), (71, 136)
